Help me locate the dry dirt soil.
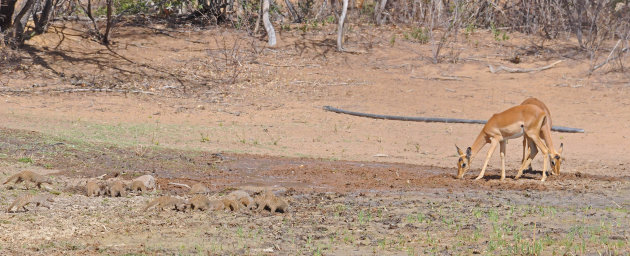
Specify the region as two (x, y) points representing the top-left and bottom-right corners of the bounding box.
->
(0, 20), (630, 255)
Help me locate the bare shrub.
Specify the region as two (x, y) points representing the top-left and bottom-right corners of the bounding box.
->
(207, 37), (245, 85)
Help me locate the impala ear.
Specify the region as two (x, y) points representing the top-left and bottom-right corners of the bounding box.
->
(558, 143), (563, 154)
(466, 147), (472, 159)
(456, 145), (464, 155)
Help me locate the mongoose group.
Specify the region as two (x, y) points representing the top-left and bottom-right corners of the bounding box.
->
(4, 171), (55, 212)
(81, 177), (288, 213)
(3, 171), (290, 214)
(142, 183), (289, 214)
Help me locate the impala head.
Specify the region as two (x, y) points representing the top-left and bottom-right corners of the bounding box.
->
(456, 145), (472, 179)
(550, 143), (564, 175)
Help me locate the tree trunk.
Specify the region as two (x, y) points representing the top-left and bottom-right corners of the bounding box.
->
(314, 0), (327, 20)
(253, 0), (261, 33)
(0, 0), (19, 32)
(31, 0), (41, 24)
(374, 0), (387, 25)
(34, 0), (54, 34)
(336, 0), (347, 51)
(11, 0), (35, 45)
(284, 0), (301, 23)
(330, 0), (338, 18)
(80, 0), (100, 34)
(102, 0), (112, 44)
(262, 0), (276, 46)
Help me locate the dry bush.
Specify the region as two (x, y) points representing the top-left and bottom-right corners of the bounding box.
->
(2, 0), (627, 69)
(0, 45), (23, 70)
(366, 0), (630, 64)
(207, 37), (246, 85)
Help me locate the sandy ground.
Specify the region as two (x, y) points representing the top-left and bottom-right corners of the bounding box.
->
(0, 21), (629, 254)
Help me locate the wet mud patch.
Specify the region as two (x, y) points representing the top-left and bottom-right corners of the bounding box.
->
(0, 128), (627, 196)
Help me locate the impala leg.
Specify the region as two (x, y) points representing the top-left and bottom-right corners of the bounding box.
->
(539, 117), (558, 175)
(529, 136), (549, 182)
(475, 139), (498, 181)
(522, 136), (533, 171)
(516, 138), (538, 179)
(500, 140), (507, 181)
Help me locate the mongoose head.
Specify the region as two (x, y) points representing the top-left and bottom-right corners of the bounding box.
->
(455, 145), (471, 179)
(44, 176), (54, 184)
(175, 200), (189, 212)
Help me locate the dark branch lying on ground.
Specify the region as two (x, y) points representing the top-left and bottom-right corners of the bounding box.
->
(323, 106), (585, 133)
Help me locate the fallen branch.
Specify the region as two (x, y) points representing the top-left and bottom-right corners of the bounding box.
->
(323, 105), (585, 133)
(57, 88), (156, 95)
(167, 182), (191, 189)
(590, 39), (629, 73)
(489, 60), (563, 73)
(0, 89), (30, 93)
(253, 61), (321, 68)
(410, 76), (462, 81)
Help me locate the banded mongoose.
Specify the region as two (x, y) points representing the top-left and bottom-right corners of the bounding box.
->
(189, 183), (210, 194)
(7, 194), (54, 212)
(189, 195), (213, 211)
(143, 196), (189, 212)
(254, 191), (289, 213)
(130, 180), (148, 194)
(3, 171), (53, 190)
(225, 190), (255, 209)
(108, 180), (127, 197)
(86, 180), (106, 197)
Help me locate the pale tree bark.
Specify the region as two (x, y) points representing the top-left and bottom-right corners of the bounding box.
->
(253, 2), (261, 33)
(336, 0), (348, 51)
(374, 0), (387, 25)
(314, 0), (327, 20)
(262, 0), (276, 46)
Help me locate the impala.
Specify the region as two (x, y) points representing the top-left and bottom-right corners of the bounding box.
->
(519, 98), (563, 177)
(456, 104), (551, 181)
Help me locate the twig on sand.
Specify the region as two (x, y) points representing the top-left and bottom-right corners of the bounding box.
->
(590, 39), (629, 74)
(411, 76), (462, 81)
(339, 48), (368, 54)
(489, 60), (563, 73)
(0, 89), (30, 93)
(254, 61), (321, 68)
(58, 88), (156, 95)
(609, 199), (622, 209)
(168, 182), (191, 189)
